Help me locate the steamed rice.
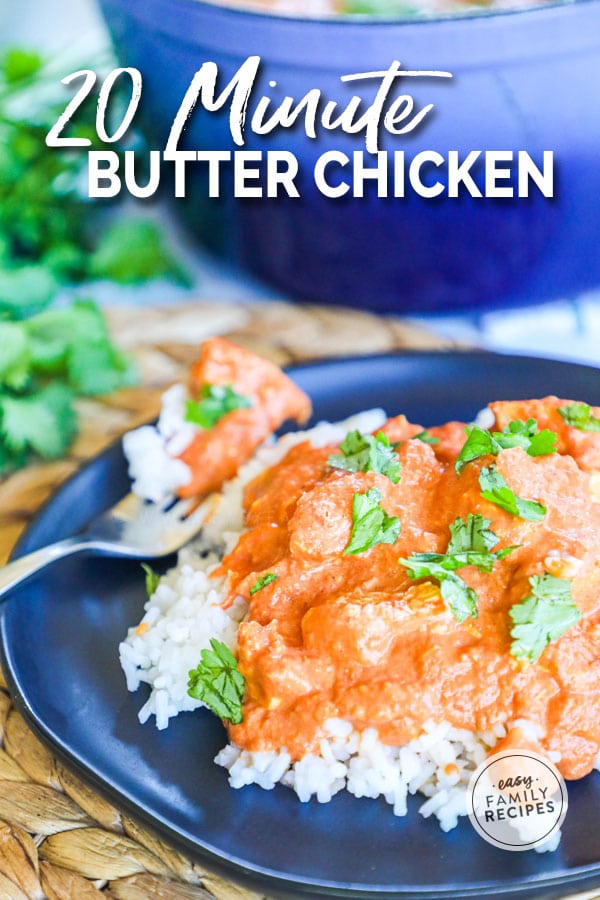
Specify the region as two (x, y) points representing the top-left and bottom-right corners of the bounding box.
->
(120, 404), (572, 847)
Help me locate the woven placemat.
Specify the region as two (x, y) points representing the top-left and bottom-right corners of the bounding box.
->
(0, 299), (596, 900)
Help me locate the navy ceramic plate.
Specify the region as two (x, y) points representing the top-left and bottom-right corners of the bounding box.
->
(3, 351), (600, 900)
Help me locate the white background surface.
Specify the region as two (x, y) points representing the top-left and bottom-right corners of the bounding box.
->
(3, 0), (600, 366)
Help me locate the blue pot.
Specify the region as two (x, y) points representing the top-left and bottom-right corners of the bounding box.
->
(99, 0), (600, 313)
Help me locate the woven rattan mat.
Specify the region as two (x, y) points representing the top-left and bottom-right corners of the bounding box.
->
(0, 299), (596, 900)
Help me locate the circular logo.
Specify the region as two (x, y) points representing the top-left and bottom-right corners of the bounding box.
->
(467, 750), (567, 851)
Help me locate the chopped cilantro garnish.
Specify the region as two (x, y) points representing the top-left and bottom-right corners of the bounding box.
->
(498, 418), (558, 457)
(455, 419), (557, 474)
(479, 465), (546, 522)
(558, 403), (600, 433)
(141, 563), (160, 597)
(249, 573), (279, 595)
(185, 384), (252, 429)
(344, 487), (401, 555)
(328, 430), (401, 483)
(412, 430), (439, 445)
(510, 573), (581, 663)
(399, 513), (517, 622)
(188, 639), (245, 725)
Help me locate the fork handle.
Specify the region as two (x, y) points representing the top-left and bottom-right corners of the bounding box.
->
(0, 537), (87, 603)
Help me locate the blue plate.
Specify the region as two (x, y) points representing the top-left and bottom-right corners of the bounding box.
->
(3, 351), (600, 899)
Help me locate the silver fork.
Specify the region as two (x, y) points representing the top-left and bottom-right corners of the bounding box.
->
(0, 492), (212, 603)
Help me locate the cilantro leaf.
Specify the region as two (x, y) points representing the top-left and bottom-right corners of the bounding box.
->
(479, 466), (546, 522)
(187, 639), (245, 725)
(412, 430), (439, 445)
(328, 430), (401, 483)
(26, 299), (137, 395)
(344, 487), (401, 555)
(0, 264), (57, 319)
(439, 575), (479, 623)
(89, 219), (191, 286)
(447, 512), (499, 555)
(141, 563), (160, 597)
(399, 514), (517, 622)
(455, 426), (499, 474)
(498, 418), (557, 457)
(249, 573), (279, 595)
(455, 419), (557, 474)
(558, 403), (600, 433)
(510, 573), (581, 663)
(0, 322), (30, 389)
(185, 384), (252, 429)
(0, 382), (76, 461)
(1, 48), (43, 84)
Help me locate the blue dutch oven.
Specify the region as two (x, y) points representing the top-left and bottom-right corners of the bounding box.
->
(99, 0), (600, 313)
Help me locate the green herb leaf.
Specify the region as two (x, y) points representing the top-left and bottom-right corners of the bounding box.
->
(399, 514), (517, 622)
(89, 218), (191, 286)
(187, 639), (245, 725)
(558, 403), (600, 433)
(439, 575), (479, 623)
(185, 384), (252, 430)
(0, 321), (30, 389)
(0, 264), (57, 320)
(141, 563), (160, 597)
(0, 382), (76, 461)
(327, 430), (401, 483)
(344, 487), (401, 555)
(455, 419), (557, 474)
(447, 512), (499, 555)
(1, 48), (44, 84)
(455, 426), (499, 474)
(497, 418), (557, 456)
(25, 299), (137, 395)
(510, 573), (581, 663)
(412, 430), (439, 445)
(249, 573), (279, 595)
(479, 466), (546, 522)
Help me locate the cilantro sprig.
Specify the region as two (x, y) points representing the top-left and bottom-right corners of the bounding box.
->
(455, 419), (557, 474)
(0, 47), (192, 473)
(399, 513), (517, 622)
(141, 563), (160, 597)
(185, 384), (252, 430)
(328, 430), (401, 483)
(558, 403), (600, 433)
(510, 573), (581, 663)
(188, 639), (245, 725)
(249, 573), (279, 595)
(345, 487), (401, 555)
(479, 466), (546, 522)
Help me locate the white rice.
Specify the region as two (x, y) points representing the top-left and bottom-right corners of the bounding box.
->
(119, 402), (574, 846)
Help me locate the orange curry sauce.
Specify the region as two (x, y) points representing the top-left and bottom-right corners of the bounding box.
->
(200, 394), (600, 781)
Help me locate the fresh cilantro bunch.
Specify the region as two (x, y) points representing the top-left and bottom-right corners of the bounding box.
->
(188, 639), (246, 725)
(0, 299), (136, 473)
(0, 46), (193, 473)
(0, 47), (189, 291)
(510, 573), (581, 663)
(399, 513), (516, 622)
(455, 419), (557, 474)
(328, 430), (401, 483)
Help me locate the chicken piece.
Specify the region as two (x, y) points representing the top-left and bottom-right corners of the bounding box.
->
(178, 338), (311, 497)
